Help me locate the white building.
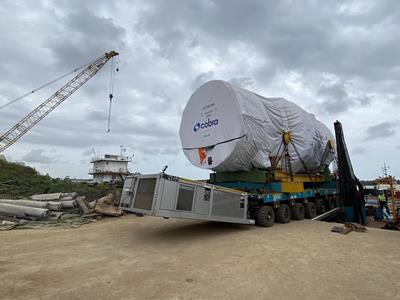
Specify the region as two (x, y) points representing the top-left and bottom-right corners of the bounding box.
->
(89, 154), (131, 183)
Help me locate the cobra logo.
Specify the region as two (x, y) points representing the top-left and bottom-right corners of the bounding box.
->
(193, 118), (219, 132)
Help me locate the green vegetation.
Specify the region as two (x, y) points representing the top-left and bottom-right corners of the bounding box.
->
(0, 160), (113, 199)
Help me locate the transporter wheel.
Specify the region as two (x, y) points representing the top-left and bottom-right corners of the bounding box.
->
(315, 199), (326, 215)
(291, 203), (305, 220)
(276, 204), (291, 223)
(255, 205), (275, 227)
(304, 202), (317, 219)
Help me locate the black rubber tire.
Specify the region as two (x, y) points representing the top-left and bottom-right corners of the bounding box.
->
(255, 205), (275, 227)
(276, 204), (291, 223)
(315, 199), (326, 215)
(304, 202), (317, 219)
(291, 203), (305, 220)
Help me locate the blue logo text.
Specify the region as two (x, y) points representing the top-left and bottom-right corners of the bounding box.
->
(193, 118), (219, 132)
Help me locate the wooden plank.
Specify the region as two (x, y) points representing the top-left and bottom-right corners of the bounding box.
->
(75, 197), (92, 214)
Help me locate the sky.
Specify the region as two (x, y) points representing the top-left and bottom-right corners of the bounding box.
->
(0, 0), (399, 180)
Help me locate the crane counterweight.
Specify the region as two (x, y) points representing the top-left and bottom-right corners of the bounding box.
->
(105, 51), (119, 59)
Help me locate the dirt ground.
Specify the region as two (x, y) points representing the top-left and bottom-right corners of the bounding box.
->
(1, 215), (399, 300)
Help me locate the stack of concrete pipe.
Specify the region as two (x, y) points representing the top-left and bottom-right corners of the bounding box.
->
(0, 199), (62, 210)
(0, 192), (79, 221)
(0, 203), (50, 219)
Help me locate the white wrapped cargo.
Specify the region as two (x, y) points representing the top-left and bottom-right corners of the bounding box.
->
(179, 80), (334, 173)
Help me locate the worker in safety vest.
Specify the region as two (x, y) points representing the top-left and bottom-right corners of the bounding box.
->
(378, 191), (389, 213)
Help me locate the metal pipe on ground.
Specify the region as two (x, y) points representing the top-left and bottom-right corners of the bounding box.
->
(312, 207), (342, 221)
(29, 193), (62, 201)
(47, 201), (63, 211)
(0, 199), (63, 211)
(0, 203), (50, 219)
(0, 199), (48, 209)
(61, 192), (77, 199)
(61, 200), (77, 209)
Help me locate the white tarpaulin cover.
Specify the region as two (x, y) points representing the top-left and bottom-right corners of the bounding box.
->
(179, 80), (335, 173)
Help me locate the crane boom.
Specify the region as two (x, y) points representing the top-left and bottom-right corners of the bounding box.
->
(0, 51), (119, 153)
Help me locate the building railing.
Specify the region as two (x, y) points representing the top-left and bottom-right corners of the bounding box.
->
(90, 154), (131, 162)
(89, 168), (131, 174)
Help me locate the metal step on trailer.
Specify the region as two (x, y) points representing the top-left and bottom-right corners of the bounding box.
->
(119, 173), (254, 225)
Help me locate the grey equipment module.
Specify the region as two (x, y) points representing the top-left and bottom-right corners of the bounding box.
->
(120, 173), (254, 225)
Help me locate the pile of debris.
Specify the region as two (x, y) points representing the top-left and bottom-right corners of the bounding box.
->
(331, 222), (367, 235)
(0, 192), (122, 230)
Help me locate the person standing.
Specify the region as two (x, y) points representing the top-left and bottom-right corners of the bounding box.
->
(378, 191), (389, 213)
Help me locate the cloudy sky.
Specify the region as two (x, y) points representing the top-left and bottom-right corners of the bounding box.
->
(0, 0), (399, 180)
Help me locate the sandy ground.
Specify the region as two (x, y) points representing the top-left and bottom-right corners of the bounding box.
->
(1, 215), (399, 300)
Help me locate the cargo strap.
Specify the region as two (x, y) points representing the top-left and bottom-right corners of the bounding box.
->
(182, 134), (246, 150)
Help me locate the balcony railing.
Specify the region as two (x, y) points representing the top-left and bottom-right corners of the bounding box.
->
(90, 154), (131, 162)
(89, 168), (131, 174)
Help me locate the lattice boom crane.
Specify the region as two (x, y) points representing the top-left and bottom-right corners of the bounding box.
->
(0, 50), (119, 153)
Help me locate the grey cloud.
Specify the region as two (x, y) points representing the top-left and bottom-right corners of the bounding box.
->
(143, 145), (180, 156)
(138, 0), (400, 85)
(365, 122), (397, 140)
(122, 121), (176, 138)
(86, 109), (109, 123)
(44, 7), (126, 69)
(318, 83), (348, 102)
(22, 123), (176, 149)
(352, 146), (367, 155)
(317, 81), (372, 114)
(317, 82), (352, 114)
(150, 90), (175, 113)
(82, 149), (93, 156)
(16, 109), (180, 165)
(357, 95), (372, 106)
(22, 149), (54, 164)
(229, 77), (254, 89)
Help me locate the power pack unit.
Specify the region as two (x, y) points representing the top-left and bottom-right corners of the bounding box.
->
(120, 173), (254, 225)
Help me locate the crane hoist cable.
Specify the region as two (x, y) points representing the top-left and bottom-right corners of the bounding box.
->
(0, 51), (119, 153)
(106, 55), (116, 133)
(106, 55), (119, 133)
(0, 58), (97, 111)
